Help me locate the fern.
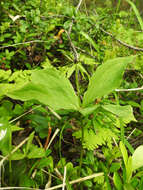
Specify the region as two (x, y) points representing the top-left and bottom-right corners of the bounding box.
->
(82, 126), (118, 150)
(73, 116), (119, 151)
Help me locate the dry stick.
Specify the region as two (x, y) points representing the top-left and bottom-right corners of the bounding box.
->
(65, 30), (79, 62)
(68, 0), (83, 35)
(10, 105), (61, 125)
(62, 166), (67, 190)
(67, 0), (83, 62)
(127, 128), (136, 139)
(0, 137), (29, 167)
(75, 46), (97, 59)
(47, 106), (61, 120)
(54, 168), (63, 181)
(44, 126), (52, 150)
(0, 40), (50, 49)
(0, 187), (40, 190)
(100, 27), (143, 52)
(47, 172), (104, 190)
(42, 169), (59, 181)
(115, 86), (143, 92)
(46, 128), (60, 150)
(0, 172), (103, 190)
(9, 105), (41, 124)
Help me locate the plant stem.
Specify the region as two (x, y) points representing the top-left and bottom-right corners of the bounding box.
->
(75, 65), (80, 97)
(120, 119), (125, 143)
(78, 124), (84, 177)
(59, 124), (66, 167)
(116, 0), (121, 13)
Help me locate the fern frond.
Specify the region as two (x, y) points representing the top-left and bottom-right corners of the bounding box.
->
(82, 126), (118, 150)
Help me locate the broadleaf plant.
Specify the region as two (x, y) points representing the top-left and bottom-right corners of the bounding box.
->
(6, 68), (80, 111)
(6, 56), (134, 112)
(82, 56), (134, 107)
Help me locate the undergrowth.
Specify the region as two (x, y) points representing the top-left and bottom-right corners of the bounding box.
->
(0, 0), (143, 189)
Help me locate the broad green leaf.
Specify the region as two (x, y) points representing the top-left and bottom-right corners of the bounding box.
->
(120, 141), (128, 168)
(10, 149), (25, 160)
(6, 69), (79, 111)
(113, 172), (123, 190)
(110, 163), (121, 173)
(37, 156), (53, 171)
(102, 104), (136, 123)
(83, 56), (134, 107)
(79, 104), (99, 116)
(27, 144), (45, 159)
(0, 118), (11, 155)
(132, 145), (143, 171)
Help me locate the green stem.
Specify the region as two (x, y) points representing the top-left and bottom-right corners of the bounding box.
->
(120, 119), (125, 143)
(114, 92), (120, 105)
(59, 123), (66, 167)
(116, 0), (121, 13)
(78, 125), (84, 177)
(75, 65), (80, 98)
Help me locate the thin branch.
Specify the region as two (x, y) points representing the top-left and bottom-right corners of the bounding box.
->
(41, 15), (70, 19)
(115, 86), (143, 92)
(127, 128), (136, 139)
(68, 0), (83, 35)
(76, 0), (83, 13)
(0, 137), (29, 167)
(75, 46), (97, 59)
(62, 166), (67, 190)
(100, 27), (143, 51)
(0, 40), (49, 49)
(46, 106), (61, 120)
(47, 172), (104, 190)
(9, 105), (41, 124)
(46, 129), (60, 150)
(0, 172), (103, 190)
(65, 30), (79, 62)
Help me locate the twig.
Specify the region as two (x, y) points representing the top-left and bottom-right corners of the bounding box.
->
(0, 172), (103, 190)
(46, 129), (60, 150)
(100, 27), (143, 51)
(44, 125), (52, 150)
(0, 40), (49, 49)
(68, 0), (83, 35)
(65, 30), (79, 62)
(54, 168), (63, 181)
(9, 105), (41, 124)
(47, 106), (61, 120)
(127, 128), (136, 139)
(47, 172), (104, 190)
(62, 166), (67, 190)
(0, 137), (29, 167)
(66, 0), (84, 62)
(115, 86), (143, 92)
(76, 0), (83, 13)
(0, 187), (40, 190)
(75, 46), (97, 59)
(41, 15), (70, 19)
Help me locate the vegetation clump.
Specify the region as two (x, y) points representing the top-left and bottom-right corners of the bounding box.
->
(0, 0), (143, 189)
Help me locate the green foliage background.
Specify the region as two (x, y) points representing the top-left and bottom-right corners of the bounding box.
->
(0, 0), (143, 189)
